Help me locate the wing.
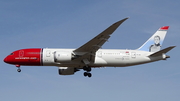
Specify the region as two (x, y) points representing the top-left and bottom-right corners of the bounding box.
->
(74, 18), (128, 53)
(73, 18), (128, 64)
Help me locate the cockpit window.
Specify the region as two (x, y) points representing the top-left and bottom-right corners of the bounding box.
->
(9, 53), (14, 55)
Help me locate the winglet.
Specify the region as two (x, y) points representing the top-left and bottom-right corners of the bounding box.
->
(149, 46), (176, 57)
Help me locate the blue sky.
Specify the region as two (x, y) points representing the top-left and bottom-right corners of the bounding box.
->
(1, 0), (180, 101)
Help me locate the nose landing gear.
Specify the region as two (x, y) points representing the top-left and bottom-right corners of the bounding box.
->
(17, 68), (21, 72)
(16, 64), (21, 72)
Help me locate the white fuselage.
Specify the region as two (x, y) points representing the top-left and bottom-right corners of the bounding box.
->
(42, 48), (164, 68)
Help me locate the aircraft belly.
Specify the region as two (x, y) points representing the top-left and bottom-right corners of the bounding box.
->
(98, 55), (152, 67)
(99, 56), (128, 67)
(93, 57), (107, 66)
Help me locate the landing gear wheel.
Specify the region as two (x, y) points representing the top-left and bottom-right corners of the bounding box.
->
(83, 66), (92, 77)
(87, 67), (91, 72)
(17, 69), (21, 72)
(84, 72), (92, 78)
(84, 72), (88, 77)
(87, 73), (92, 77)
(83, 66), (91, 72)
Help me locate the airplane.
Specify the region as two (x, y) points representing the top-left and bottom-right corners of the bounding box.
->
(4, 18), (175, 77)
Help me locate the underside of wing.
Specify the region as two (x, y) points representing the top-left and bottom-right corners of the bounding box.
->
(74, 17), (129, 53)
(73, 17), (128, 65)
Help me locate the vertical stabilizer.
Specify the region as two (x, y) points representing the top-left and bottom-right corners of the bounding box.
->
(138, 26), (169, 52)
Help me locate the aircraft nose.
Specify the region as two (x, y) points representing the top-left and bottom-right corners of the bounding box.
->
(4, 56), (13, 64)
(4, 56), (9, 63)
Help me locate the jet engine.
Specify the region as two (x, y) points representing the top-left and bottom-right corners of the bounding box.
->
(54, 51), (72, 63)
(58, 67), (79, 75)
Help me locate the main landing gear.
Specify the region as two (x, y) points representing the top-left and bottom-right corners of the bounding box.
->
(82, 59), (92, 77)
(83, 66), (92, 78)
(84, 72), (92, 77)
(16, 64), (21, 72)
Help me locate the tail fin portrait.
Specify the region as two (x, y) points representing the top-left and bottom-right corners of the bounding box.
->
(138, 26), (169, 52)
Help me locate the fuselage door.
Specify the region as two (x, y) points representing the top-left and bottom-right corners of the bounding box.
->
(131, 52), (136, 58)
(46, 50), (51, 57)
(97, 51), (102, 58)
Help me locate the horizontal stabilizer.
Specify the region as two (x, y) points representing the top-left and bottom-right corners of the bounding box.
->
(149, 46), (176, 57)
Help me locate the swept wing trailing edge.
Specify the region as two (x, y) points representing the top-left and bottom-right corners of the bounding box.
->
(73, 18), (128, 63)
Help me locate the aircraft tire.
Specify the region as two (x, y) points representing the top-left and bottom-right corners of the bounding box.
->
(87, 73), (92, 77)
(17, 69), (21, 72)
(84, 72), (88, 77)
(83, 66), (91, 72)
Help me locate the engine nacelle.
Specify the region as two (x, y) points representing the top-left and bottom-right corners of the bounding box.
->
(54, 51), (72, 63)
(58, 67), (75, 75)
